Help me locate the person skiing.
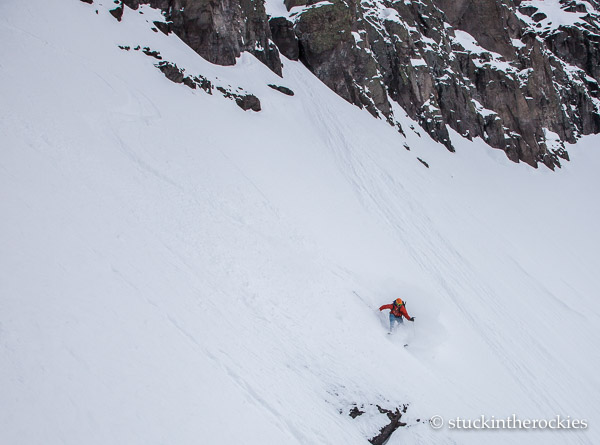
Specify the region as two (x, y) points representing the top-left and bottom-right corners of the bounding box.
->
(379, 298), (414, 332)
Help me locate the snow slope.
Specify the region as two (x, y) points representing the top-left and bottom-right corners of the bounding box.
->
(1, 1), (599, 444)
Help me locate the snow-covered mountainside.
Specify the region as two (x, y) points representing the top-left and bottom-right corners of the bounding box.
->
(272, 0), (600, 168)
(1, 1), (600, 444)
(114, 0), (600, 168)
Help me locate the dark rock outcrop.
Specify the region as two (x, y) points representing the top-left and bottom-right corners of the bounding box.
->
(153, 20), (171, 35)
(123, 0), (282, 76)
(142, 47), (162, 59)
(368, 405), (407, 445)
(235, 94), (262, 112)
(417, 157), (430, 168)
(193, 75), (213, 94)
(435, 0), (519, 59)
(109, 1), (124, 21)
(217, 86), (262, 111)
(285, 0), (307, 10)
(433, 0), (600, 167)
(268, 84), (295, 96)
(120, 0), (600, 168)
(294, 0), (392, 119)
(269, 17), (300, 60)
(156, 61), (184, 83)
(278, 0), (600, 167)
(156, 62), (202, 91)
(348, 406), (365, 419)
(345, 402), (409, 444)
(154, 61), (259, 111)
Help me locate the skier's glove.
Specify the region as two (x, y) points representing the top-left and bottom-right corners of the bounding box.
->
(409, 317), (415, 322)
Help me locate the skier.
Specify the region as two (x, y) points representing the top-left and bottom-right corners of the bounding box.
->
(379, 298), (414, 332)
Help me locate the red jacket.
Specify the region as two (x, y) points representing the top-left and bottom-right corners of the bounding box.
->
(379, 303), (411, 319)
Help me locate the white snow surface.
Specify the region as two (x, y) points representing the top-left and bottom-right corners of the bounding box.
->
(452, 30), (516, 73)
(472, 99), (498, 118)
(410, 58), (428, 67)
(1, 1), (600, 444)
(264, 0), (291, 19)
(519, 0), (590, 31)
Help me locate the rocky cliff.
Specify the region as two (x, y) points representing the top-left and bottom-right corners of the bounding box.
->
(122, 0), (282, 74)
(119, 0), (600, 168)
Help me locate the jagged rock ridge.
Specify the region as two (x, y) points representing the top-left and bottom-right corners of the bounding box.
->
(121, 0), (600, 168)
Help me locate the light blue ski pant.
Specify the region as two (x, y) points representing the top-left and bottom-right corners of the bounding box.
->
(389, 313), (404, 331)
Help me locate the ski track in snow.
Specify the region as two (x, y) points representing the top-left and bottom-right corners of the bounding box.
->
(294, 59), (594, 429)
